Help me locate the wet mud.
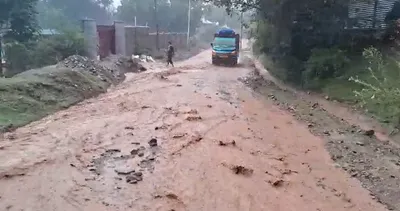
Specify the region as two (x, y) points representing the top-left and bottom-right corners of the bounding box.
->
(0, 50), (392, 211)
(243, 67), (400, 210)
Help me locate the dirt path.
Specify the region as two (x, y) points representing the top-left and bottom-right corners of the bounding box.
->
(0, 51), (389, 211)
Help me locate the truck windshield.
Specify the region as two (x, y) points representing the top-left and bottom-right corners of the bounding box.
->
(213, 37), (236, 48)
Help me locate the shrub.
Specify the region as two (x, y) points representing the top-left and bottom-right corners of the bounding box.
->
(31, 29), (85, 67)
(302, 48), (349, 89)
(3, 42), (32, 77)
(3, 29), (85, 77)
(349, 47), (400, 124)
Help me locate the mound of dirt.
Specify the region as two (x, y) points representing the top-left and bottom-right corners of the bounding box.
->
(58, 55), (126, 85)
(0, 55), (146, 132)
(110, 56), (147, 73)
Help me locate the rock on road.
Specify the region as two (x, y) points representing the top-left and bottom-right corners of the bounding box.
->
(0, 50), (387, 211)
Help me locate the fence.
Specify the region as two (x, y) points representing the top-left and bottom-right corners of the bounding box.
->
(82, 20), (188, 59)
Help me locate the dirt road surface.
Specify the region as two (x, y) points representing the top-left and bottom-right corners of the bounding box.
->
(0, 50), (391, 211)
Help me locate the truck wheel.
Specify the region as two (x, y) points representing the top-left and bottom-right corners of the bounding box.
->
(232, 59), (238, 66)
(212, 59), (217, 65)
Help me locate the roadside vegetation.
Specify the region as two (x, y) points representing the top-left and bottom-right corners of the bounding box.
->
(0, 66), (108, 130)
(207, 0), (400, 129)
(0, 1), (107, 131)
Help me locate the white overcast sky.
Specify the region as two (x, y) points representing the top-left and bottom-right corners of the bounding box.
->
(113, 0), (121, 7)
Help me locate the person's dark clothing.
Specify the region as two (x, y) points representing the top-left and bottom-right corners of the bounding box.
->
(167, 44), (175, 67)
(167, 45), (174, 57)
(167, 56), (174, 67)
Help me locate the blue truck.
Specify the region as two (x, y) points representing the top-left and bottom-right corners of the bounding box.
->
(211, 28), (240, 66)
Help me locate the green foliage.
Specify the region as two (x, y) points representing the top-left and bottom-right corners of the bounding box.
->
(36, 1), (72, 30)
(31, 30), (85, 67)
(0, 0), (39, 42)
(41, 0), (112, 25)
(302, 48), (349, 89)
(117, 0), (203, 33)
(3, 42), (32, 76)
(251, 20), (280, 54)
(4, 29), (85, 76)
(349, 47), (400, 124)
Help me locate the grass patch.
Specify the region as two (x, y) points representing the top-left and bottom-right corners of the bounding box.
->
(0, 66), (109, 131)
(322, 50), (400, 125)
(259, 48), (400, 126)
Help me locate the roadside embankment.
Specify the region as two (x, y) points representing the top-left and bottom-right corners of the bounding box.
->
(0, 55), (146, 132)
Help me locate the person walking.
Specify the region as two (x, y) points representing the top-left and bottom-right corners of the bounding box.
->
(166, 41), (175, 67)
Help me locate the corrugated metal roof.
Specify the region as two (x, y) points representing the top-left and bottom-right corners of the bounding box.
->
(40, 29), (60, 35)
(348, 0), (397, 29)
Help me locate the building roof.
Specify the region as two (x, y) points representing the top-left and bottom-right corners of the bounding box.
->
(40, 29), (60, 35)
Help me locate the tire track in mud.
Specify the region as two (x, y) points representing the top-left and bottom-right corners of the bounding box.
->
(241, 70), (400, 210)
(0, 50), (391, 211)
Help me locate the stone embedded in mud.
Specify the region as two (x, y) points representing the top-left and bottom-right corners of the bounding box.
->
(311, 102), (319, 109)
(126, 175), (138, 184)
(323, 130), (331, 135)
(115, 168), (135, 175)
(155, 124), (168, 130)
(105, 149), (121, 153)
(356, 142), (365, 146)
(124, 126), (134, 130)
(186, 116), (202, 121)
(185, 109), (198, 114)
(134, 171), (143, 177)
(130, 148), (139, 156)
(173, 133), (187, 139)
(364, 129), (375, 137)
(126, 172), (143, 184)
(218, 140), (236, 146)
(166, 193), (179, 200)
(148, 138), (158, 147)
(5, 133), (16, 140)
(270, 179), (284, 187)
(268, 94), (277, 100)
(231, 165), (253, 176)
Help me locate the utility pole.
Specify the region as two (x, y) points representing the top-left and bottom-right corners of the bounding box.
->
(187, 0), (191, 48)
(154, 0), (159, 50)
(0, 34), (3, 77)
(240, 11), (243, 50)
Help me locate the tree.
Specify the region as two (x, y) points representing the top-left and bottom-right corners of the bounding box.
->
(0, 0), (39, 42)
(37, 0), (112, 27)
(116, 0), (204, 33)
(36, 0), (72, 30)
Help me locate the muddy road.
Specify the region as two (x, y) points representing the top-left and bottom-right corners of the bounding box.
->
(0, 50), (396, 211)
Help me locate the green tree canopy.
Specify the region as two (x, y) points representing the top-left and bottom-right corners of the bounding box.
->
(0, 0), (39, 42)
(36, 0), (113, 29)
(116, 0), (204, 33)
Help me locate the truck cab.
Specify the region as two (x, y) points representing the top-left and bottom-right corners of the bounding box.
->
(211, 28), (239, 66)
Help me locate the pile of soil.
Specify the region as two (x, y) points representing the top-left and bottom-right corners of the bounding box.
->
(58, 55), (126, 85)
(0, 55), (147, 132)
(109, 56), (147, 73)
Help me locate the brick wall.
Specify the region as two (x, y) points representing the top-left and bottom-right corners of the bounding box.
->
(148, 32), (187, 50)
(126, 27), (188, 55)
(85, 20), (188, 59)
